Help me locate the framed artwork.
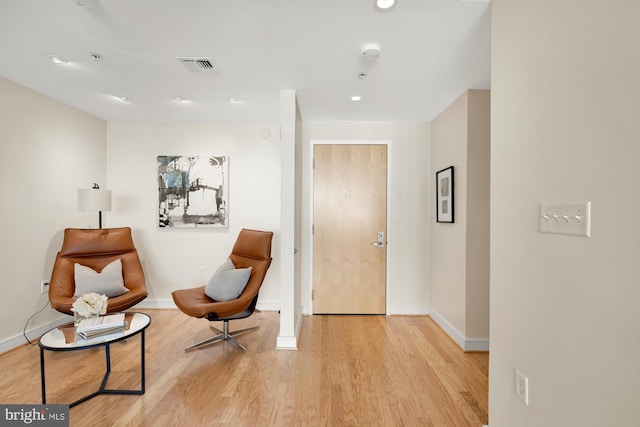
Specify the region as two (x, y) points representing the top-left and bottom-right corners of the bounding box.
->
(436, 166), (454, 223)
(157, 155), (228, 228)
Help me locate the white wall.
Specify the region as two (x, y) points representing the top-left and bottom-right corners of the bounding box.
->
(106, 122), (282, 311)
(301, 122), (431, 314)
(491, 1), (640, 426)
(294, 99), (303, 336)
(277, 89), (301, 349)
(0, 76), (106, 350)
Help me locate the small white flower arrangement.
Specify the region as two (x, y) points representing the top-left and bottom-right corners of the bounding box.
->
(72, 293), (108, 318)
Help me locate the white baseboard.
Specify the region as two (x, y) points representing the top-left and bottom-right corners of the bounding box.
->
(388, 304), (431, 315)
(276, 335), (297, 350)
(275, 309), (303, 350)
(135, 298), (280, 312)
(256, 300), (280, 312)
(428, 308), (465, 349)
(302, 304), (431, 316)
(135, 299), (176, 309)
(464, 338), (490, 352)
(0, 315), (70, 355)
(302, 304), (311, 315)
(429, 308), (489, 352)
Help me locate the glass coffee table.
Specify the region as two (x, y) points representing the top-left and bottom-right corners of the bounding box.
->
(38, 312), (151, 407)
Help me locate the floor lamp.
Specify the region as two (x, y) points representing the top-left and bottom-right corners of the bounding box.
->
(78, 183), (112, 229)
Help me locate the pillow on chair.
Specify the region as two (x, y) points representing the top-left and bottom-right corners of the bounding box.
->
(205, 259), (252, 302)
(74, 259), (130, 298)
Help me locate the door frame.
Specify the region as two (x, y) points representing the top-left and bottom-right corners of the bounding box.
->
(308, 139), (393, 315)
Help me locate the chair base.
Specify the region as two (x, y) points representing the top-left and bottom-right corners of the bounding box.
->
(185, 320), (259, 353)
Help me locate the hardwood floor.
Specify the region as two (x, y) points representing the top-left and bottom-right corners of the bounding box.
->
(0, 309), (488, 426)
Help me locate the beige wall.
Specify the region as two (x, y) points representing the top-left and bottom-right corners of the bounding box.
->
(431, 93), (469, 336)
(301, 122), (431, 314)
(465, 90), (490, 339)
(0, 77), (106, 350)
(430, 90), (490, 347)
(491, 1), (640, 425)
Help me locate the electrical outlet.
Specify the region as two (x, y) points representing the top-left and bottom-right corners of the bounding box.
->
(41, 280), (50, 294)
(515, 369), (529, 405)
(198, 266), (205, 277)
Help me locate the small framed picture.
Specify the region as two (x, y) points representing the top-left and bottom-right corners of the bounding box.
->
(436, 166), (454, 223)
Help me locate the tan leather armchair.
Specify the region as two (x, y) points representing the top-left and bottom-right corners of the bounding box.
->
(49, 227), (148, 315)
(171, 228), (273, 352)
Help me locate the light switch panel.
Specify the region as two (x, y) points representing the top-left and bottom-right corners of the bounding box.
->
(539, 202), (591, 237)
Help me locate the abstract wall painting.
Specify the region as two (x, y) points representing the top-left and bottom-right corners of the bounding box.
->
(158, 155), (228, 228)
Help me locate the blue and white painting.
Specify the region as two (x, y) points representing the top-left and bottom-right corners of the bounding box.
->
(157, 155), (228, 228)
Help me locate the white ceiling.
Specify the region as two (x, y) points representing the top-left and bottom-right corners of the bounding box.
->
(0, 0), (491, 123)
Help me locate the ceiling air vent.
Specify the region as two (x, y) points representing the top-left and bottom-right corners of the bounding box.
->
(177, 57), (216, 72)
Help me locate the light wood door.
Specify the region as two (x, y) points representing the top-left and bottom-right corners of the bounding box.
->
(313, 144), (387, 314)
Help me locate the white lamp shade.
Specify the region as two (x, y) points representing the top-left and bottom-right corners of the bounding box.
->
(78, 188), (112, 212)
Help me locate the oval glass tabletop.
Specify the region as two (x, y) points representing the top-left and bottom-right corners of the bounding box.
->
(39, 312), (151, 350)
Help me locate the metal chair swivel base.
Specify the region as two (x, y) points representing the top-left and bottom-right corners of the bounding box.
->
(185, 320), (259, 353)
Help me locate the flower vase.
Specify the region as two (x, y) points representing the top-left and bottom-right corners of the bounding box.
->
(72, 293), (108, 326)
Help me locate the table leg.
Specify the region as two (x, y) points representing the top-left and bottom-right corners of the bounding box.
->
(105, 343), (111, 372)
(40, 347), (46, 404)
(140, 330), (145, 393)
(97, 343), (112, 392)
(43, 328), (146, 407)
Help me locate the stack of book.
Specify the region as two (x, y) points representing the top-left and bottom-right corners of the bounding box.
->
(76, 313), (127, 341)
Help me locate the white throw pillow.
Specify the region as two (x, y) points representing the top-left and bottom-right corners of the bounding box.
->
(74, 259), (130, 298)
(205, 258), (252, 302)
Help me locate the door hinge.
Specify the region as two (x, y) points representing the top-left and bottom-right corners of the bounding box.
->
(313, 158), (315, 169)
(312, 224), (314, 234)
(312, 289), (314, 300)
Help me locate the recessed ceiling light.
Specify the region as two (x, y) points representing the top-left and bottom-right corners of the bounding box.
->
(375, 0), (396, 10)
(351, 95), (362, 102)
(50, 56), (68, 64)
(228, 97), (245, 104)
(174, 96), (185, 103)
(117, 96), (129, 102)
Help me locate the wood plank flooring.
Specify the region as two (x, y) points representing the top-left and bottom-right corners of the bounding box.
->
(0, 309), (488, 426)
